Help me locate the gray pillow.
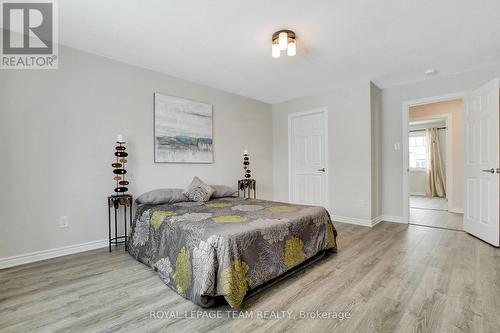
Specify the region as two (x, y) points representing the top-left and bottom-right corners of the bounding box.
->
(183, 176), (214, 202)
(136, 188), (187, 205)
(211, 185), (237, 198)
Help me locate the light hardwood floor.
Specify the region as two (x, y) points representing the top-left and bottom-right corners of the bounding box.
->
(410, 195), (448, 211)
(410, 196), (463, 231)
(410, 208), (463, 231)
(1, 222), (499, 333)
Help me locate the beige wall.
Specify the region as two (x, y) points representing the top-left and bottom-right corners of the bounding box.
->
(0, 45), (273, 260)
(409, 99), (464, 210)
(409, 170), (427, 195)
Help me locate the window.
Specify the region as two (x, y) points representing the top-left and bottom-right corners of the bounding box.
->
(409, 132), (427, 170)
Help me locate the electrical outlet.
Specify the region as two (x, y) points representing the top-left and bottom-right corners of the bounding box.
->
(59, 216), (68, 228)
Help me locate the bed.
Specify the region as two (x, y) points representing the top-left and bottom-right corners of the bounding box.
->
(128, 197), (337, 308)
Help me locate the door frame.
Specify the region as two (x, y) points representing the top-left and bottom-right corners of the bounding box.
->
(402, 91), (469, 222)
(288, 107), (329, 206)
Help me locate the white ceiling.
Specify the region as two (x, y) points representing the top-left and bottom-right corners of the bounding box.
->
(60, 0), (500, 104)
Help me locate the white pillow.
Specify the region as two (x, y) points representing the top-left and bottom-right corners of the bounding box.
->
(183, 177), (215, 202)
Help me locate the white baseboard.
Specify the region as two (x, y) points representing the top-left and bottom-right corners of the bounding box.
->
(380, 215), (408, 224)
(410, 192), (426, 196)
(331, 214), (372, 227)
(0, 239), (108, 269)
(371, 215), (383, 227)
(332, 214), (383, 227)
(448, 207), (464, 214)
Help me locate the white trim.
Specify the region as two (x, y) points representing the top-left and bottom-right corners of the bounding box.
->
(332, 214), (408, 226)
(0, 239), (108, 269)
(331, 214), (373, 227)
(402, 91), (468, 223)
(332, 214), (383, 227)
(371, 216), (383, 227)
(402, 92), (468, 108)
(410, 191), (427, 196)
(449, 207), (464, 214)
(381, 215), (409, 224)
(288, 107), (329, 207)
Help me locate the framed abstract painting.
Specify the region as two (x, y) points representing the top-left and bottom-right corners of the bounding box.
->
(154, 93), (213, 163)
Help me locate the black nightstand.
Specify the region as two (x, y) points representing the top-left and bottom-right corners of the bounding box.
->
(107, 194), (133, 252)
(238, 179), (256, 199)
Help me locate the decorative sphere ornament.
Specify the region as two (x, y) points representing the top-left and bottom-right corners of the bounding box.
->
(112, 139), (129, 194)
(242, 151), (252, 180)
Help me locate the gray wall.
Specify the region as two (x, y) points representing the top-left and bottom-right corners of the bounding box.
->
(273, 82), (376, 223)
(381, 64), (500, 218)
(0, 45), (273, 259)
(3, 42), (500, 260)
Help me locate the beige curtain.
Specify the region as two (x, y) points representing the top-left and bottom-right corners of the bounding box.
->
(426, 128), (446, 197)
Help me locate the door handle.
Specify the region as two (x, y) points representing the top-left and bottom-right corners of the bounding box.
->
(482, 168), (495, 174)
(317, 168), (325, 172)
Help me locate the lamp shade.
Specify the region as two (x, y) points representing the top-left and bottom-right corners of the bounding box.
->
(272, 43), (280, 58)
(278, 32), (288, 50)
(287, 41), (296, 56)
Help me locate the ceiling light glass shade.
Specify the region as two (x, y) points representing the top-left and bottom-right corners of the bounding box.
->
(272, 43), (280, 58)
(278, 32), (288, 50)
(287, 41), (296, 56)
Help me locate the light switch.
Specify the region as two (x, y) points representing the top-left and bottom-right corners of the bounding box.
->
(394, 142), (401, 151)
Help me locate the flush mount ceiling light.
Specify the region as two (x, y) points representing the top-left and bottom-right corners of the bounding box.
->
(272, 30), (296, 58)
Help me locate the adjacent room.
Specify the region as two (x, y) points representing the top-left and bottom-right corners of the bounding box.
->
(408, 99), (464, 231)
(1, 1), (500, 333)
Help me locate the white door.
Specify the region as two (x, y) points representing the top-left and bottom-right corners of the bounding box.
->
(289, 109), (328, 206)
(464, 79), (500, 247)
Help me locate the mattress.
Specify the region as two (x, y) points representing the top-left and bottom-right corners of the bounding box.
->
(128, 197), (337, 308)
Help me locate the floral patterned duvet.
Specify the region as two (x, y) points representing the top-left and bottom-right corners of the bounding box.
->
(128, 197), (337, 308)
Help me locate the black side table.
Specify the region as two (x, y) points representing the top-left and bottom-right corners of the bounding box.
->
(238, 179), (256, 199)
(107, 194), (133, 252)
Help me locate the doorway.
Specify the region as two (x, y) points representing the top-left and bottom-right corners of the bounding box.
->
(407, 102), (464, 231)
(402, 79), (500, 247)
(288, 108), (328, 207)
